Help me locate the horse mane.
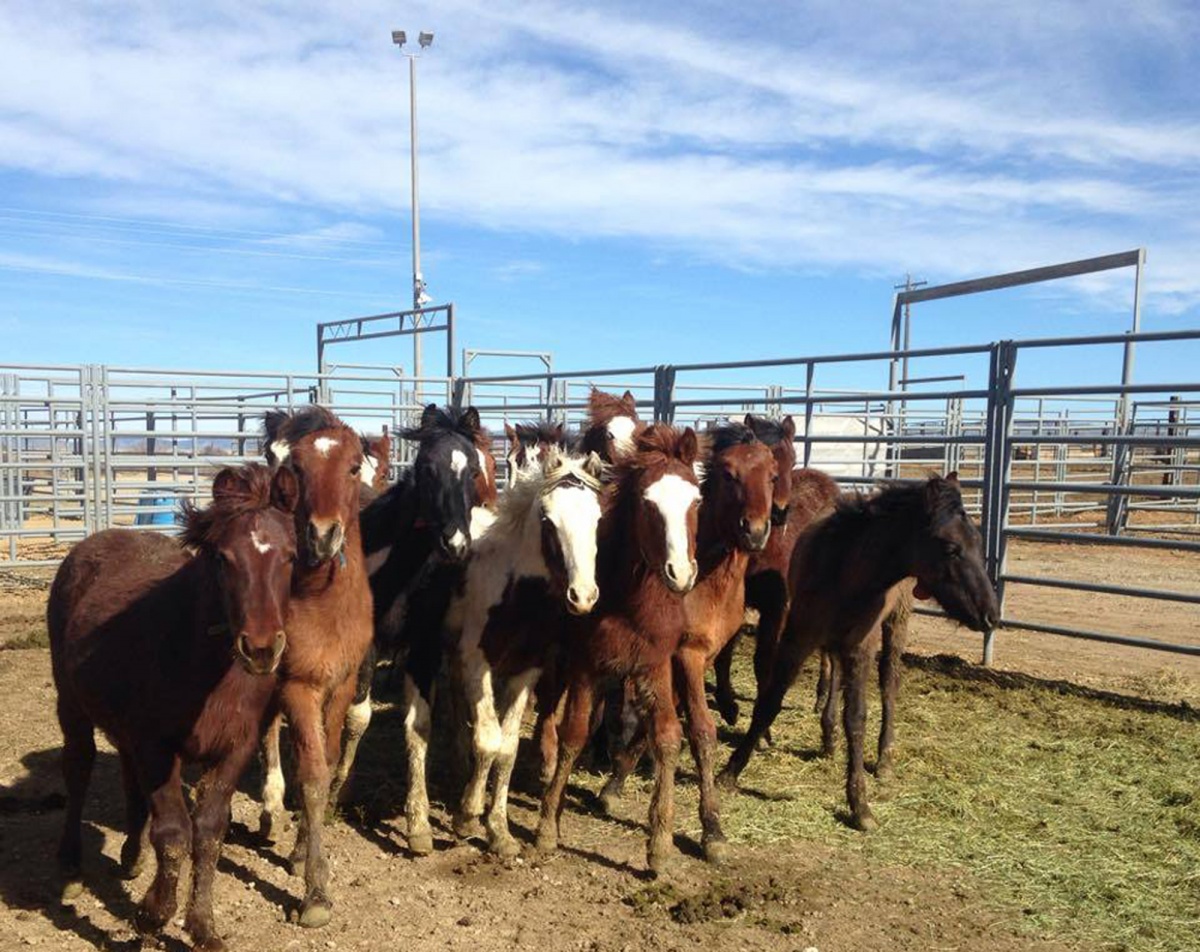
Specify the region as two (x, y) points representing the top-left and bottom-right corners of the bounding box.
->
(263, 405), (344, 446)
(488, 448), (610, 541)
(744, 415), (791, 446)
(180, 464), (277, 552)
(513, 421), (568, 447)
(588, 388), (640, 426)
(633, 423), (697, 464)
(399, 405), (479, 444)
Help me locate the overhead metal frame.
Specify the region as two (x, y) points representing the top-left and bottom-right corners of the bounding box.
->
(316, 304), (455, 380)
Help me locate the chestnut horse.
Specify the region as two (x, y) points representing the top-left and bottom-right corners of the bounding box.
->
(259, 406), (373, 928)
(536, 424), (702, 874)
(49, 464), (298, 950)
(577, 387), (646, 462)
(597, 422), (776, 862)
(358, 429), (392, 501)
(719, 474), (998, 831)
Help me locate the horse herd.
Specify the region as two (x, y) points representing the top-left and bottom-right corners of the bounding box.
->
(45, 388), (998, 950)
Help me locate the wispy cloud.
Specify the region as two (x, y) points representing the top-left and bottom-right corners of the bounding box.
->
(0, 0), (1197, 314)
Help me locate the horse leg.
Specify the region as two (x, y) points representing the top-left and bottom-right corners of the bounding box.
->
(258, 712), (287, 843)
(638, 664), (683, 876)
(713, 631), (741, 726)
(184, 744), (254, 952)
(454, 652), (501, 841)
(876, 603), (909, 781)
(750, 573), (788, 749)
(820, 652), (841, 758)
(56, 696), (95, 902)
(485, 671), (538, 858)
(719, 633), (812, 787)
(814, 649), (830, 714)
(118, 748), (149, 880)
(281, 682), (334, 929)
(677, 647), (727, 864)
(135, 755), (190, 938)
(842, 642), (876, 832)
(535, 674), (594, 854)
(598, 717), (646, 817)
(328, 643), (375, 806)
(533, 671), (563, 786)
(402, 672), (435, 856)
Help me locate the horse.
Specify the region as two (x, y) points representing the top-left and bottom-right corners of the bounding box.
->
(596, 422), (776, 863)
(48, 463), (298, 950)
(712, 414), (797, 729)
(258, 405), (493, 820)
(257, 406), (373, 928)
(718, 473), (998, 832)
(535, 424), (702, 874)
(577, 387), (646, 462)
(405, 447), (610, 858)
(359, 429), (392, 496)
(504, 420), (568, 482)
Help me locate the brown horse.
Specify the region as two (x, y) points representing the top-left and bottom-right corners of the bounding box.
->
(577, 388), (646, 462)
(49, 464), (298, 950)
(718, 474), (998, 832)
(359, 429), (392, 497)
(260, 406), (373, 928)
(536, 424), (702, 874)
(598, 422), (776, 863)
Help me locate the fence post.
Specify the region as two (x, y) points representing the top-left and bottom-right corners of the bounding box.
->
(653, 365), (677, 423)
(978, 341), (1018, 666)
(451, 377), (468, 412)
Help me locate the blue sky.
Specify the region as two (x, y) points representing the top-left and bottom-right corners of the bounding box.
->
(2, 0), (1199, 390)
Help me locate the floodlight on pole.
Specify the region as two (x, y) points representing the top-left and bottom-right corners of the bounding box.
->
(391, 27), (435, 384)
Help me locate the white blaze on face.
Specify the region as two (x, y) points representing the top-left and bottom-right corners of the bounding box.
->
(250, 530), (272, 554)
(542, 484), (603, 612)
(269, 440), (290, 465)
(643, 473), (700, 589)
(313, 436), (339, 457)
(450, 449), (469, 478)
(476, 448), (490, 485)
(360, 454), (379, 487)
(607, 415), (637, 457)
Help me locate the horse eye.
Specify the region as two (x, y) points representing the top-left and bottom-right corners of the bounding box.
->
(945, 543), (962, 559)
(350, 463), (362, 476)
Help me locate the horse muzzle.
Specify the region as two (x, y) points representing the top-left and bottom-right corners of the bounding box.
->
(235, 631), (286, 676)
(306, 520), (345, 566)
(663, 557), (698, 595)
(566, 582), (600, 615)
(740, 519), (771, 553)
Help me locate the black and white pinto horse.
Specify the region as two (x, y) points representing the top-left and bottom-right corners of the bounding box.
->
(258, 404), (491, 832)
(404, 447), (609, 857)
(504, 420), (568, 484)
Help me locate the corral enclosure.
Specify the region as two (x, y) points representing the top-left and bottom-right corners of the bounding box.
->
(3, 255), (1200, 952)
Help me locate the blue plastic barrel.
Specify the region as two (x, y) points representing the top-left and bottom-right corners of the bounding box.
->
(135, 493), (176, 526)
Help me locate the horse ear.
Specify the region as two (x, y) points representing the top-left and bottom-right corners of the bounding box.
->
(270, 466), (300, 514)
(621, 390), (637, 412)
(212, 468), (249, 501)
(458, 406), (482, 436)
(419, 403), (440, 430)
(945, 471), (960, 486)
(743, 413), (757, 429)
(781, 415), (796, 440)
(678, 427), (699, 467)
(551, 422), (564, 443)
(584, 450), (607, 481)
(504, 422), (517, 446)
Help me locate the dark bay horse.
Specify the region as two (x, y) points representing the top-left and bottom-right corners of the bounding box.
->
(259, 406), (373, 928)
(536, 424), (702, 874)
(596, 422), (776, 862)
(718, 474), (998, 831)
(417, 448), (610, 858)
(49, 464), (298, 950)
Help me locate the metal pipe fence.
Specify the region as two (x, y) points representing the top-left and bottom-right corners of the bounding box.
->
(3, 326), (1200, 665)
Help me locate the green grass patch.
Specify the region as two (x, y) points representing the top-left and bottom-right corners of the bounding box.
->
(701, 650), (1200, 952)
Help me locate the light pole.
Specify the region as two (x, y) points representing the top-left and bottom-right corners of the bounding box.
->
(391, 29), (434, 391)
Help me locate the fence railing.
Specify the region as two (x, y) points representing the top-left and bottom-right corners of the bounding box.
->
(4, 327), (1200, 665)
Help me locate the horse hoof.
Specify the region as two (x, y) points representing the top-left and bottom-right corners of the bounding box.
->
(287, 852), (307, 877)
(853, 812), (879, 833)
(134, 903), (168, 936)
(703, 837), (730, 865)
(647, 850), (672, 878)
(259, 809), (283, 844)
(299, 897), (333, 929)
(408, 829), (434, 856)
(715, 770), (738, 792)
(452, 814), (486, 841)
(716, 699), (739, 727)
(60, 879), (84, 903)
(875, 757), (894, 782)
(488, 832), (521, 859)
(195, 939), (227, 952)
(533, 826), (558, 855)
(597, 783), (623, 817)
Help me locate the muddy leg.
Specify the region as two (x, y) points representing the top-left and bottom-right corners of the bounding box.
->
(329, 645), (375, 805)
(820, 652), (841, 758)
(536, 674), (594, 854)
(485, 672), (537, 858)
(56, 698), (95, 902)
(402, 674), (435, 856)
(534, 670), (563, 785)
(842, 644), (876, 832)
(598, 718), (646, 816)
(455, 656), (501, 841)
(259, 712), (287, 843)
(638, 664), (682, 876)
(876, 605), (907, 780)
(135, 756), (191, 938)
(281, 683), (333, 928)
(713, 631), (741, 726)
(677, 648), (727, 864)
(118, 749), (149, 880)
(184, 746), (253, 952)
